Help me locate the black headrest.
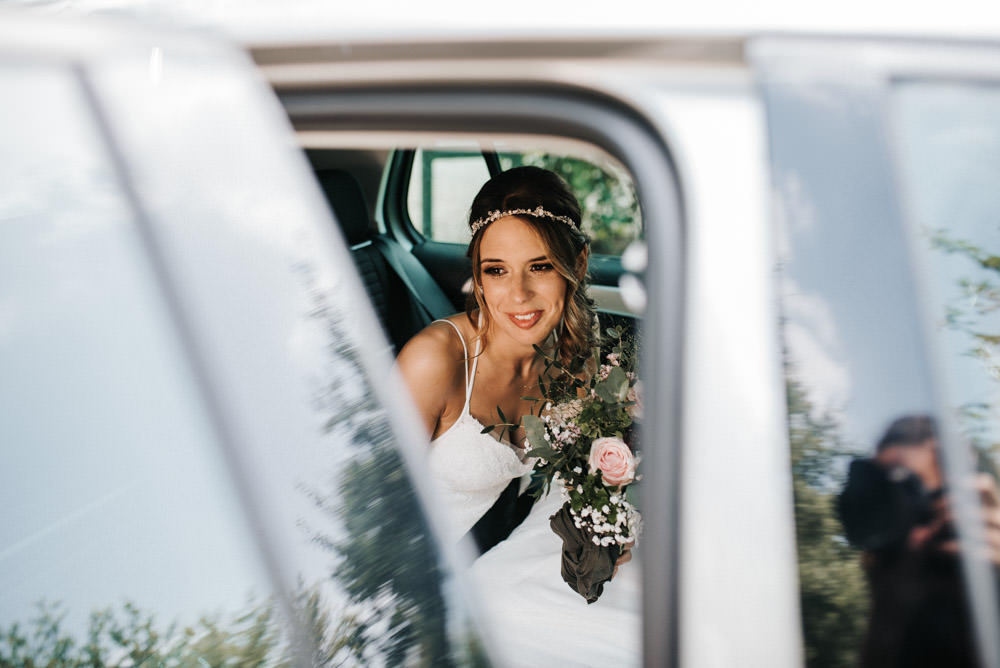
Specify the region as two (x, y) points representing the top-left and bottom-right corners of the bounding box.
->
(315, 169), (373, 246)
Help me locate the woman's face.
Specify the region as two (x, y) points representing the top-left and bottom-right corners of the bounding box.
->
(478, 215), (569, 349)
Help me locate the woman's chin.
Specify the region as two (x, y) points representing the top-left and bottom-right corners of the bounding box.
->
(503, 322), (556, 348)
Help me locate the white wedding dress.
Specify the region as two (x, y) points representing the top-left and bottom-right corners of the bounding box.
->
(427, 320), (537, 544)
(427, 320), (641, 667)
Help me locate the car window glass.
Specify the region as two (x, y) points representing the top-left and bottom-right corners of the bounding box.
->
(893, 81), (1000, 460)
(0, 63), (275, 661)
(0, 50), (485, 665)
(498, 151), (642, 256)
(892, 80), (1000, 659)
(92, 48), (490, 667)
(765, 76), (991, 667)
(407, 148), (490, 243)
(405, 148), (642, 256)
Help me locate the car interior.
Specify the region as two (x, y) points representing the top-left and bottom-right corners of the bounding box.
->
(301, 143), (644, 356)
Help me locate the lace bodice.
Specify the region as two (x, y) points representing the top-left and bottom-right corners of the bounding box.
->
(428, 319), (535, 544)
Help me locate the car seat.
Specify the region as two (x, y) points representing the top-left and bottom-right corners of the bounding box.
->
(315, 168), (456, 353)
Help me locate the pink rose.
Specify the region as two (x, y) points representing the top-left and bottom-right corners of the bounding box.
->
(588, 437), (635, 486)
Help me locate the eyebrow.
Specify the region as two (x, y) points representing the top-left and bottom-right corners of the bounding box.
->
(479, 255), (549, 265)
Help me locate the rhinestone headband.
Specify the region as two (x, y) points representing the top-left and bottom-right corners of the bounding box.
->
(470, 206), (577, 235)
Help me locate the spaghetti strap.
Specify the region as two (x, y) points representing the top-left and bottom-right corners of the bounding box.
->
(432, 319), (478, 414)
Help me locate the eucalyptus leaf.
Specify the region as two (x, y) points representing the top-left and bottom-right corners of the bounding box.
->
(522, 414), (548, 451)
(480, 424), (496, 435)
(526, 445), (559, 459)
(607, 366), (631, 401)
(595, 367), (630, 404)
(624, 483), (638, 506)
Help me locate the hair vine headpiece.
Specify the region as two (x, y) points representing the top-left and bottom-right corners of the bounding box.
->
(470, 206), (577, 235)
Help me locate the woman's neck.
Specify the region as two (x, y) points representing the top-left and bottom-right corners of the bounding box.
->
(482, 342), (540, 383)
(481, 323), (557, 383)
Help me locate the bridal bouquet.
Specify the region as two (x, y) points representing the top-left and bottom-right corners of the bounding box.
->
(522, 327), (642, 603)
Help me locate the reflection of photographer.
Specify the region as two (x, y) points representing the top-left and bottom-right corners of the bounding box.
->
(838, 415), (1000, 668)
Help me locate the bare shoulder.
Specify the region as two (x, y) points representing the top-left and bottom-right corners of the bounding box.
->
(396, 318), (469, 386)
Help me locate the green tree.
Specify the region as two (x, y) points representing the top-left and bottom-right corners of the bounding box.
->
(786, 371), (870, 668)
(929, 230), (1000, 458)
(0, 585), (364, 668)
(325, 427), (449, 666)
(501, 152), (641, 255)
(302, 284), (456, 667)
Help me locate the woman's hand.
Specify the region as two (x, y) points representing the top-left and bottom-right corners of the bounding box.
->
(612, 540), (635, 579)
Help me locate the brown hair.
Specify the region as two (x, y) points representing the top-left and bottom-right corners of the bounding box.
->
(465, 166), (597, 367)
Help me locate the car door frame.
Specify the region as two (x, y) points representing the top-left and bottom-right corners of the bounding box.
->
(277, 80), (686, 666)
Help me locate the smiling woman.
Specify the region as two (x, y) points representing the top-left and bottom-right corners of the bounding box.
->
(395, 166), (597, 549)
(478, 216), (570, 356)
(395, 166), (640, 667)
(467, 166), (595, 367)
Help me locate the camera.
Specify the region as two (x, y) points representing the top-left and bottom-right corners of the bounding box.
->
(837, 458), (944, 552)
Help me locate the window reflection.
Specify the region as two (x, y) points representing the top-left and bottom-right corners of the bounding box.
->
(0, 49), (482, 667)
(0, 64), (276, 660)
(893, 79), (1000, 668)
(895, 82), (1000, 459)
(836, 415), (989, 667)
(88, 43), (486, 665)
(296, 277), (469, 665)
(766, 78), (984, 667)
(773, 76), (1000, 668)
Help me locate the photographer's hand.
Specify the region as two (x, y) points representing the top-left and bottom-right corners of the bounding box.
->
(922, 473), (1000, 565)
(975, 473), (1000, 566)
(908, 491), (951, 553)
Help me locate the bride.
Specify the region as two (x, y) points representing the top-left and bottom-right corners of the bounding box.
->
(397, 166), (641, 667)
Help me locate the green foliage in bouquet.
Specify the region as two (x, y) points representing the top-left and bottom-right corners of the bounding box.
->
(478, 325), (641, 602)
(523, 326), (642, 546)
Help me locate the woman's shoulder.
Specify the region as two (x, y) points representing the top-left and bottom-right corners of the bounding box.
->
(396, 315), (471, 380)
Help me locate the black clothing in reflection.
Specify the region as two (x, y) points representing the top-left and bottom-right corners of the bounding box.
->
(861, 547), (979, 668)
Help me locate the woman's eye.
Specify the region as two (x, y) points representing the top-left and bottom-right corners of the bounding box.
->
(483, 266), (505, 276)
(531, 263), (555, 272)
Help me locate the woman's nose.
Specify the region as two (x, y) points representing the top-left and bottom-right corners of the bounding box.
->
(511, 272), (533, 302)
